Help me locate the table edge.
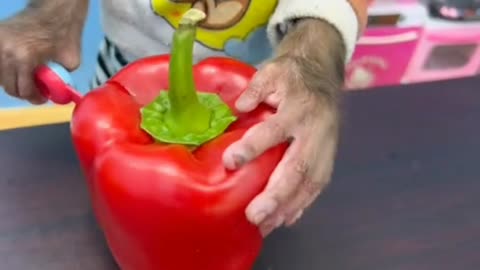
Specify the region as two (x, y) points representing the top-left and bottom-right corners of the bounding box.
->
(0, 105), (74, 131)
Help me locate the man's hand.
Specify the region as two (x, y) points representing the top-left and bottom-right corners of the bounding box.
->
(223, 18), (346, 236)
(0, 0), (88, 104)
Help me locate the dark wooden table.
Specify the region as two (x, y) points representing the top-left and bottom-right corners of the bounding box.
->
(1, 77), (480, 270)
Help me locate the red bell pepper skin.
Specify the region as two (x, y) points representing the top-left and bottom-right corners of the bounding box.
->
(70, 9), (287, 270)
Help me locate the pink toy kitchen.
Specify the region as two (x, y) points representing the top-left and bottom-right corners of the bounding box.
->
(346, 0), (480, 90)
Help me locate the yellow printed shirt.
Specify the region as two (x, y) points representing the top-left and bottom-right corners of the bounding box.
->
(100, 0), (367, 66)
(101, 0), (278, 66)
(153, 0), (278, 65)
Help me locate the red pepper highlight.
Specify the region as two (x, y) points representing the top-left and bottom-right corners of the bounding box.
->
(70, 9), (287, 270)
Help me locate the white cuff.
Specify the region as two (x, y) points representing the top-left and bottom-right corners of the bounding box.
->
(267, 0), (359, 62)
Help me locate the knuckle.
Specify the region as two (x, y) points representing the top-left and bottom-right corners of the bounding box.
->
(269, 189), (288, 206)
(293, 158), (310, 177)
(245, 84), (262, 99)
(2, 44), (32, 64)
(277, 160), (308, 190)
(2, 43), (16, 59)
(303, 183), (320, 199)
(15, 48), (33, 63)
(282, 174), (303, 190)
(269, 180), (300, 207)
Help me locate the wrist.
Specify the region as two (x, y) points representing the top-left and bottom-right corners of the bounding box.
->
(267, 0), (358, 63)
(276, 19), (346, 85)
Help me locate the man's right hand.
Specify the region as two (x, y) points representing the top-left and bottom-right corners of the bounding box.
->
(0, 0), (88, 104)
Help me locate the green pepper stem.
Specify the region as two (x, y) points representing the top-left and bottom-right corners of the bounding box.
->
(140, 8), (238, 146)
(167, 9), (211, 134)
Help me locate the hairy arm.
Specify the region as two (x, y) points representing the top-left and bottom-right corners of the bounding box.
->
(225, 18), (347, 232)
(275, 18), (346, 103)
(265, 0), (372, 115)
(225, 3), (369, 232)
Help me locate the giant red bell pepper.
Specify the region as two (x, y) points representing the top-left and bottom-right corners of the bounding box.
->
(69, 9), (286, 270)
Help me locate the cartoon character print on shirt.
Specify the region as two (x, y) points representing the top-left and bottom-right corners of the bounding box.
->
(151, 0), (278, 65)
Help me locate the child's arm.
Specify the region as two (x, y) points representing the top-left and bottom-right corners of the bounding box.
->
(268, 0), (372, 62)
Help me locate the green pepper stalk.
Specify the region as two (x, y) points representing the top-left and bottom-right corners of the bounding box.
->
(140, 9), (237, 146)
(167, 9), (211, 134)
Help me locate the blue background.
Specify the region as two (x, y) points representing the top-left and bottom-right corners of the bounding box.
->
(0, 0), (103, 108)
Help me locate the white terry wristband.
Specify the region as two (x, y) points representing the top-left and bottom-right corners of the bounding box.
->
(267, 0), (359, 63)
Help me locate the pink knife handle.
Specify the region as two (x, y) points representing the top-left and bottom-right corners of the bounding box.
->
(34, 62), (83, 105)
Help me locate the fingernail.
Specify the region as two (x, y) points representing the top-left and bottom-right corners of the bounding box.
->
(260, 216), (284, 237)
(235, 97), (248, 110)
(286, 210), (303, 227)
(261, 225), (275, 237)
(236, 98), (256, 112)
(223, 149), (245, 170)
(232, 153), (246, 168)
(274, 215), (285, 228)
(250, 198), (278, 225)
(252, 211), (267, 225)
